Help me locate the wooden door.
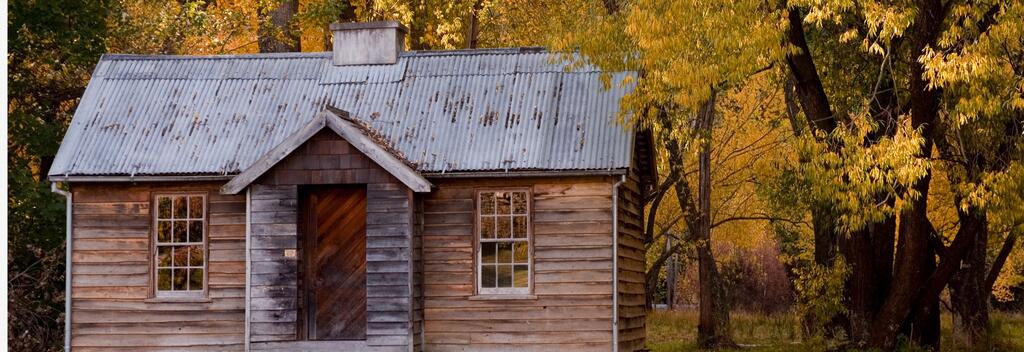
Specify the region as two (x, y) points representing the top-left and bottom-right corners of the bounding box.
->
(303, 187), (367, 340)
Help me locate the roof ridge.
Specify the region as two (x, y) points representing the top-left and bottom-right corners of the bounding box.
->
(401, 47), (548, 57)
(99, 47), (552, 61)
(100, 52), (333, 60)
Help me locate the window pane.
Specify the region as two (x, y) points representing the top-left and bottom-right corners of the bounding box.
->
(157, 269), (172, 291)
(173, 246), (188, 266)
(157, 221), (171, 243)
(479, 192), (495, 215)
(157, 246), (172, 267)
(481, 242), (496, 264)
(158, 197), (172, 219)
(513, 265), (529, 288)
(496, 217), (511, 238)
(173, 196), (187, 219)
(512, 192), (527, 214)
(173, 221), (187, 243)
(480, 217), (495, 239)
(497, 265), (512, 287)
(513, 241), (528, 263)
(188, 245), (204, 266)
(173, 269), (188, 290)
(512, 216), (527, 238)
(497, 242), (512, 263)
(496, 193), (511, 214)
(155, 194), (206, 294)
(189, 196), (203, 218)
(188, 269), (204, 290)
(482, 265), (496, 288)
(188, 221), (204, 242)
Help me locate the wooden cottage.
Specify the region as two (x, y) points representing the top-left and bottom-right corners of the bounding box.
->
(48, 21), (655, 351)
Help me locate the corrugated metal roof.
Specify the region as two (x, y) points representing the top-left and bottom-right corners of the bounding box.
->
(49, 48), (636, 177)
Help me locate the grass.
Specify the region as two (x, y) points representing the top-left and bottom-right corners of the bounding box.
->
(646, 310), (1024, 351)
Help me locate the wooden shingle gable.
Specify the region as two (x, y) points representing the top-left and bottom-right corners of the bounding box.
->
(221, 107), (433, 194)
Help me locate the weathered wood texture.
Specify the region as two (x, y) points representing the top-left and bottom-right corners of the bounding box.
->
(221, 111), (431, 194)
(617, 169), (646, 351)
(69, 182), (245, 351)
(248, 130), (415, 350)
(306, 187), (368, 340)
(412, 197), (425, 351)
(248, 183), (301, 344)
(419, 177), (619, 351)
(257, 130), (401, 187)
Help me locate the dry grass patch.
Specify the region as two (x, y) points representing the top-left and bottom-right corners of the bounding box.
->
(646, 309), (1024, 351)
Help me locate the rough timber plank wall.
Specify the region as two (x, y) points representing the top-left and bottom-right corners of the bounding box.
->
(70, 182), (245, 351)
(412, 197), (425, 351)
(248, 130), (414, 351)
(247, 184), (300, 343)
(617, 168), (646, 351)
(420, 177), (616, 352)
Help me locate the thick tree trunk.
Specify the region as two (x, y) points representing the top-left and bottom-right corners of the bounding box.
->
(692, 92), (734, 348)
(866, 0), (946, 348)
(407, 0), (429, 50)
(843, 67), (900, 347)
(657, 95), (732, 347)
(784, 8), (838, 133)
(258, 0), (299, 52)
(949, 209), (990, 348)
(465, 0), (484, 49)
(842, 215), (896, 346)
(784, 8), (847, 336)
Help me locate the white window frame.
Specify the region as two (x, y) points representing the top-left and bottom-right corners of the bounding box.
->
(152, 193), (209, 298)
(475, 189), (533, 295)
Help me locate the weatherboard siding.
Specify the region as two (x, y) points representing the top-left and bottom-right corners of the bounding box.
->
(617, 167), (646, 351)
(420, 177), (618, 351)
(69, 182), (245, 351)
(248, 130), (415, 351)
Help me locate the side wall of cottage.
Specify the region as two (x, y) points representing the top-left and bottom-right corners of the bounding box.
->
(69, 182), (246, 351)
(617, 167), (647, 351)
(419, 176), (620, 351)
(247, 130), (415, 351)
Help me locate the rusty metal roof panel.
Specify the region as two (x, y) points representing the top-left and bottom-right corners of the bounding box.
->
(49, 49), (636, 177)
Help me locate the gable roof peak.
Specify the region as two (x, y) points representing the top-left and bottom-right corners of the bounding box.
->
(220, 107), (433, 195)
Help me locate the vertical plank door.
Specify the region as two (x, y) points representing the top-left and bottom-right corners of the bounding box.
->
(305, 187), (367, 340)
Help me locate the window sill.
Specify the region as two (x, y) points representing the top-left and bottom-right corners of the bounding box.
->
(468, 294), (538, 301)
(145, 296), (212, 303)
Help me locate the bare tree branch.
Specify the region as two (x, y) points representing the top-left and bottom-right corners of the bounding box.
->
(710, 214), (806, 229)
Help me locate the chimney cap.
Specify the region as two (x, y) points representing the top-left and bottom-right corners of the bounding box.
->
(330, 21), (408, 33)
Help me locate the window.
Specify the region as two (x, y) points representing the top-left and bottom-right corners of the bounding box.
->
(154, 194), (206, 296)
(477, 190), (531, 294)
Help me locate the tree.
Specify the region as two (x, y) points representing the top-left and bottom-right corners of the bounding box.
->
(549, 0), (1022, 349)
(259, 0), (300, 52)
(921, 2), (1024, 345)
(8, 0), (111, 350)
(784, 0), (1022, 348)
(109, 0), (257, 54)
(546, 0), (785, 347)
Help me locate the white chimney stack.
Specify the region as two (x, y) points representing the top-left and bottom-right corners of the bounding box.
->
(330, 21), (407, 66)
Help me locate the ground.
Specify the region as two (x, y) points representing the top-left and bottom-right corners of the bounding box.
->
(646, 310), (1024, 351)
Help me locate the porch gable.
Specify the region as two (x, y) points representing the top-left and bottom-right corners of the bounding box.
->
(244, 114), (420, 350)
(222, 107), (432, 195)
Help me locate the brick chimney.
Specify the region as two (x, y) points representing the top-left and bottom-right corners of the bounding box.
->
(330, 21), (407, 66)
